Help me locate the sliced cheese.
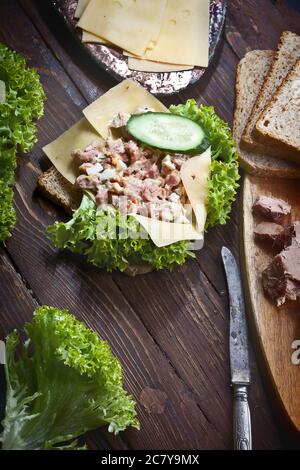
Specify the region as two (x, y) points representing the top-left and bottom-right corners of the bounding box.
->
(82, 78), (208, 247)
(74, 0), (90, 18)
(43, 80), (211, 248)
(131, 215), (203, 248)
(81, 30), (112, 45)
(83, 79), (168, 139)
(42, 118), (102, 184)
(131, 0), (210, 67)
(78, 0), (167, 57)
(128, 56), (193, 73)
(75, 0), (112, 44)
(130, 148), (211, 247)
(75, 1), (112, 44)
(180, 147), (211, 231)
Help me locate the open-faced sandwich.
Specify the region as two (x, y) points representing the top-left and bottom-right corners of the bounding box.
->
(39, 80), (239, 274)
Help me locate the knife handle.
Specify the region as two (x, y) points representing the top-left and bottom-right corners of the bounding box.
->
(233, 385), (252, 450)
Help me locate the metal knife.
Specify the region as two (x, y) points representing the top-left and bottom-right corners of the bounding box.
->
(221, 247), (252, 451)
(0, 340), (6, 421)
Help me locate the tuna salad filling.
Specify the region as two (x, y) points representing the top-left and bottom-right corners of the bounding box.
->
(46, 97), (240, 272)
(72, 111), (191, 224)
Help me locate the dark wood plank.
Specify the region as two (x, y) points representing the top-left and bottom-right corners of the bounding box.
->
(19, 0), (287, 449)
(112, 259), (286, 449)
(8, 177), (227, 449)
(22, 0), (239, 292)
(20, 0), (111, 105)
(0, 0), (231, 450)
(19, 1), (288, 445)
(226, 0), (300, 59)
(0, 0), (298, 450)
(0, 249), (39, 336)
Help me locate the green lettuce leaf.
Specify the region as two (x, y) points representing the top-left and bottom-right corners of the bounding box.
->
(170, 99), (240, 228)
(0, 42), (45, 243)
(0, 306), (139, 450)
(48, 101), (239, 271)
(48, 194), (194, 272)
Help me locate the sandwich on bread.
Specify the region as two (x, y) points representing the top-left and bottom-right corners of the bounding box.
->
(38, 80), (239, 274)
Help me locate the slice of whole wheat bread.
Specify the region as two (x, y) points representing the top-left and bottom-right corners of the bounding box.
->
(241, 31), (300, 156)
(233, 50), (300, 178)
(37, 166), (82, 214)
(255, 58), (300, 163)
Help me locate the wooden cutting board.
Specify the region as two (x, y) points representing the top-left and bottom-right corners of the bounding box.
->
(241, 174), (300, 433)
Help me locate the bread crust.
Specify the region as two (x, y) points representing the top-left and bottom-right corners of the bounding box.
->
(255, 58), (300, 162)
(233, 50), (300, 178)
(241, 31), (300, 158)
(38, 167), (82, 214)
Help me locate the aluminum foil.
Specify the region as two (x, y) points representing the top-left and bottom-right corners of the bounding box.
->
(50, 0), (227, 95)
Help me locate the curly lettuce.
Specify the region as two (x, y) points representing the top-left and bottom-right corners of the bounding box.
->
(0, 306), (139, 450)
(48, 194), (194, 272)
(0, 42), (45, 243)
(48, 101), (239, 271)
(170, 100), (240, 228)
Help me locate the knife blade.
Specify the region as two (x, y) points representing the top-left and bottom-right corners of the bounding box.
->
(221, 246), (252, 450)
(0, 340), (6, 422)
(0, 340), (4, 365)
(221, 246), (250, 385)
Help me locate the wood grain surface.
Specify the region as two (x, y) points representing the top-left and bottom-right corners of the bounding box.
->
(0, 0), (299, 449)
(242, 175), (300, 433)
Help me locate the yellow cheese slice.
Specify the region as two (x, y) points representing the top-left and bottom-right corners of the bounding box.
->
(42, 118), (102, 184)
(180, 147), (211, 231)
(127, 56), (193, 73)
(132, 215), (203, 248)
(43, 79), (211, 248)
(75, 0), (112, 44)
(82, 79), (209, 247)
(83, 79), (168, 139)
(74, 0), (90, 18)
(81, 30), (112, 45)
(75, 1), (112, 44)
(78, 0), (167, 57)
(131, 148), (211, 247)
(131, 0), (210, 67)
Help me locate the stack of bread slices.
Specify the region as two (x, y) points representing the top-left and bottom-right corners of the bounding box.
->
(234, 31), (300, 178)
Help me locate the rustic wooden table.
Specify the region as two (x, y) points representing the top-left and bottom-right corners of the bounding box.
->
(0, 0), (299, 450)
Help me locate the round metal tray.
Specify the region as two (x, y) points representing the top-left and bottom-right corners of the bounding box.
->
(50, 0), (227, 95)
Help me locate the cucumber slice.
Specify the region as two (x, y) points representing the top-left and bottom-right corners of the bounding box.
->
(126, 112), (209, 154)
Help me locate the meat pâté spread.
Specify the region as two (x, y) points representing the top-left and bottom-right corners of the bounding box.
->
(72, 108), (191, 224)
